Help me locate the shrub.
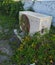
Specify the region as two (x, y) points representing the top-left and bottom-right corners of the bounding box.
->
(11, 27), (55, 65)
(0, 0), (24, 22)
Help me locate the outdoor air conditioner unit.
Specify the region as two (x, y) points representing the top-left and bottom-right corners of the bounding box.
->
(19, 11), (52, 35)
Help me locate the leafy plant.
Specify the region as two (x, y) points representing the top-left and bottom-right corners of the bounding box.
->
(11, 26), (55, 65)
(0, 0), (24, 23)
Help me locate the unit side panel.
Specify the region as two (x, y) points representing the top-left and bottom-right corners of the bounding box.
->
(27, 15), (40, 34)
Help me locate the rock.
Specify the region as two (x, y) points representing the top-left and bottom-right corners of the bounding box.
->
(0, 55), (8, 63)
(24, 1), (55, 26)
(0, 40), (13, 56)
(9, 37), (16, 42)
(24, 1), (33, 10)
(0, 40), (13, 64)
(9, 35), (21, 48)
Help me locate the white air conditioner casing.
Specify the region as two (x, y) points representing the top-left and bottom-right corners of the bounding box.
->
(19, 11), (52, 35)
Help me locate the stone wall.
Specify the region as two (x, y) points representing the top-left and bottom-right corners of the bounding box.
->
(24, 1), (55, 26)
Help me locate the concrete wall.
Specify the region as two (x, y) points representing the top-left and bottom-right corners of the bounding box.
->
(24, 1), (55, 26)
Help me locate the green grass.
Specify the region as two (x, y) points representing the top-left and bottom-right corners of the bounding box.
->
(0, 13), (18, 29)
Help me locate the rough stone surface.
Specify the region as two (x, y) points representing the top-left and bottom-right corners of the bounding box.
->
(24, 1), (55, 26)
(0, 40), (13, 63)
(0, 40), (12, 56)
(0, 55), (9, 63)
(33, 1), (55, 26)
(0, 31), (20, 64)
